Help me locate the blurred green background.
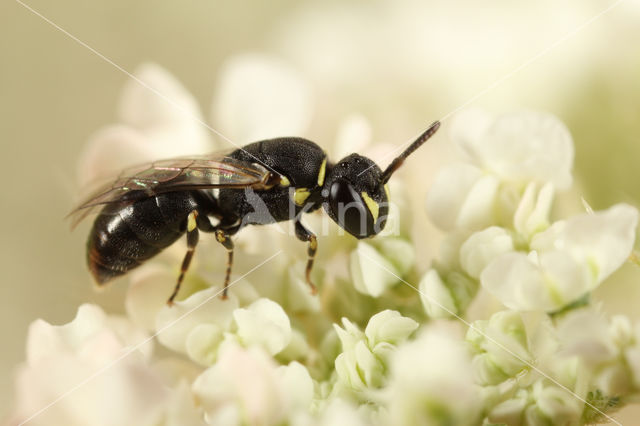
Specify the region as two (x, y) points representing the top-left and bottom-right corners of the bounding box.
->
(1, 0), (639, 422)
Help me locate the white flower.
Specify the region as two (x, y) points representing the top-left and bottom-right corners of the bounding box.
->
(9, 305), (168, 426)
(155, 286), (239, 362)
(556, 309), (618, 366)
(211, 53), (314, 142)
(365, 309), (419, 347)
(77, 63), (214, 186)
(385, 321), (482, 426)
(488, 380), (583, 426)
(513, 182), (555, 241)
(460, 226), (514, 279)
(556, 308), (640, 396)
(481, 204), (638, 311)
(419, 268), (477, 319)
(419, 269), (457, 318)
(233, 298), (292, 355)
(426, 110), (574, 232)
(349, 240), (413, 297)
(333, 311), (417, 395)
(192, 344), (313, 426)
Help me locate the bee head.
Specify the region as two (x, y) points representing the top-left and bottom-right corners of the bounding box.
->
(322, 154), (389, 239)
(321, 120), (440, 239)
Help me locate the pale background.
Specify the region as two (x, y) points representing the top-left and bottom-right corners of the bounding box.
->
(2, 0), (640, 423)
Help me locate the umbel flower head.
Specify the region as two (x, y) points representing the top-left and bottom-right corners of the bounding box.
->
(7, 58), (640, 426)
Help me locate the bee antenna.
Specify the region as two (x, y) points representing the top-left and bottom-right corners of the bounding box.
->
(380, 120), (441, 184)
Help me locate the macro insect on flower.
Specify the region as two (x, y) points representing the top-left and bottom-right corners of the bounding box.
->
(69, 121), (440, 304)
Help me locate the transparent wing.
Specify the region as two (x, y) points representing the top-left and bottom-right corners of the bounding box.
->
(68, 154), (274, 228)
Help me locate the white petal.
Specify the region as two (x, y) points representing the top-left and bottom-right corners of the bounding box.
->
(334, 318), (365, 351)
(14, 305), (167, 426)
(534, 383), (583, 423)
(488, 396), (528, 425)
(119, 64), (213, 155)
(185, 323), (224, 366)
(276, 362), (314, 411)
(119, 63), (204, 130)
(514, 182), (554, 239)
(317, 399), (368, 426)
(478, 111), (574, 189)
(481, 251), (589, 311)
(531, 203), (639, 285)
(192, 345), (286, 426)
(350, 242), (399, 297)
(556, 309), (617, 364)
(161, 382), (207, 426)
(354, 340), (383, 387)
(125, 264), (178, 332)
(334, 350), (364, 391)
(286, 263), (322, 313)
(233, 298), (292, 355)
(455, 174), (500, 230)
(460, 227), (514, 279)
(593, 364), (631, 396)
(419, 269), (456, 318)
(156, 287), (238, 354)
(211, 54), (313, 142)
(76, 125), (151, 186)
(449, 108), (494, 162)
(376, 238), (416, 276)
(387, 323), (481, 425)
(364, 310), (418, 347)
(425, 163), (483, 231)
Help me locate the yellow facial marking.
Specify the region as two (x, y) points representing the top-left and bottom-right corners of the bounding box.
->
(384, 184), (390, 201)
(294, 188), (311, 205)
(280, 176), (291, 187)
(187, 211), (198, 232)
(361, 192), (379, 222)
(317, 157), (327, 187)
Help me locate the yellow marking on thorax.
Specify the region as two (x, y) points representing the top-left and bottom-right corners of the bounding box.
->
(361, 192), (379, 222)
(294, 188), (311, 206)
(317, 157), (327, 186)
(280, 175), (291, 187)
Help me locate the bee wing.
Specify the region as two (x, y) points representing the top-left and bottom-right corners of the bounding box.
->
(68, 154), (273, 228)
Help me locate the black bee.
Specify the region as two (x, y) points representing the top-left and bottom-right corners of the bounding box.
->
(69, 121), (440, 304)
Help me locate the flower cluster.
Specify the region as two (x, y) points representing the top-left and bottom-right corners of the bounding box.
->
(7, 58), (640, 425)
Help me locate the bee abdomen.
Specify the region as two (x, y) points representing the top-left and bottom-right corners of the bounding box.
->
(87, 192), (199, 285)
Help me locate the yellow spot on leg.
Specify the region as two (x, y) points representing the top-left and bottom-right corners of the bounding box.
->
(187, 211), (198, 232)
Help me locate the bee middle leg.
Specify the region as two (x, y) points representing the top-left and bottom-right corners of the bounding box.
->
(167, 210), (200, 305)
(215, 229), (234, 299)
(294, 220), (318, 295)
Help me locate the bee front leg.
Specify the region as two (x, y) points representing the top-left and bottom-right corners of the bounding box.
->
(215, 229), (234, 299)
(167, 210), (200, 306)
(294, 220), (318, 295)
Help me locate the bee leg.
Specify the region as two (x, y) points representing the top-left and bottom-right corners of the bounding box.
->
(294, 220), (318, 295)
(215, 229), (234, 299)
(167, 210), (200, 306)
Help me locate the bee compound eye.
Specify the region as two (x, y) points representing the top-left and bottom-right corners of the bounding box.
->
(329, 179), (371, 238)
